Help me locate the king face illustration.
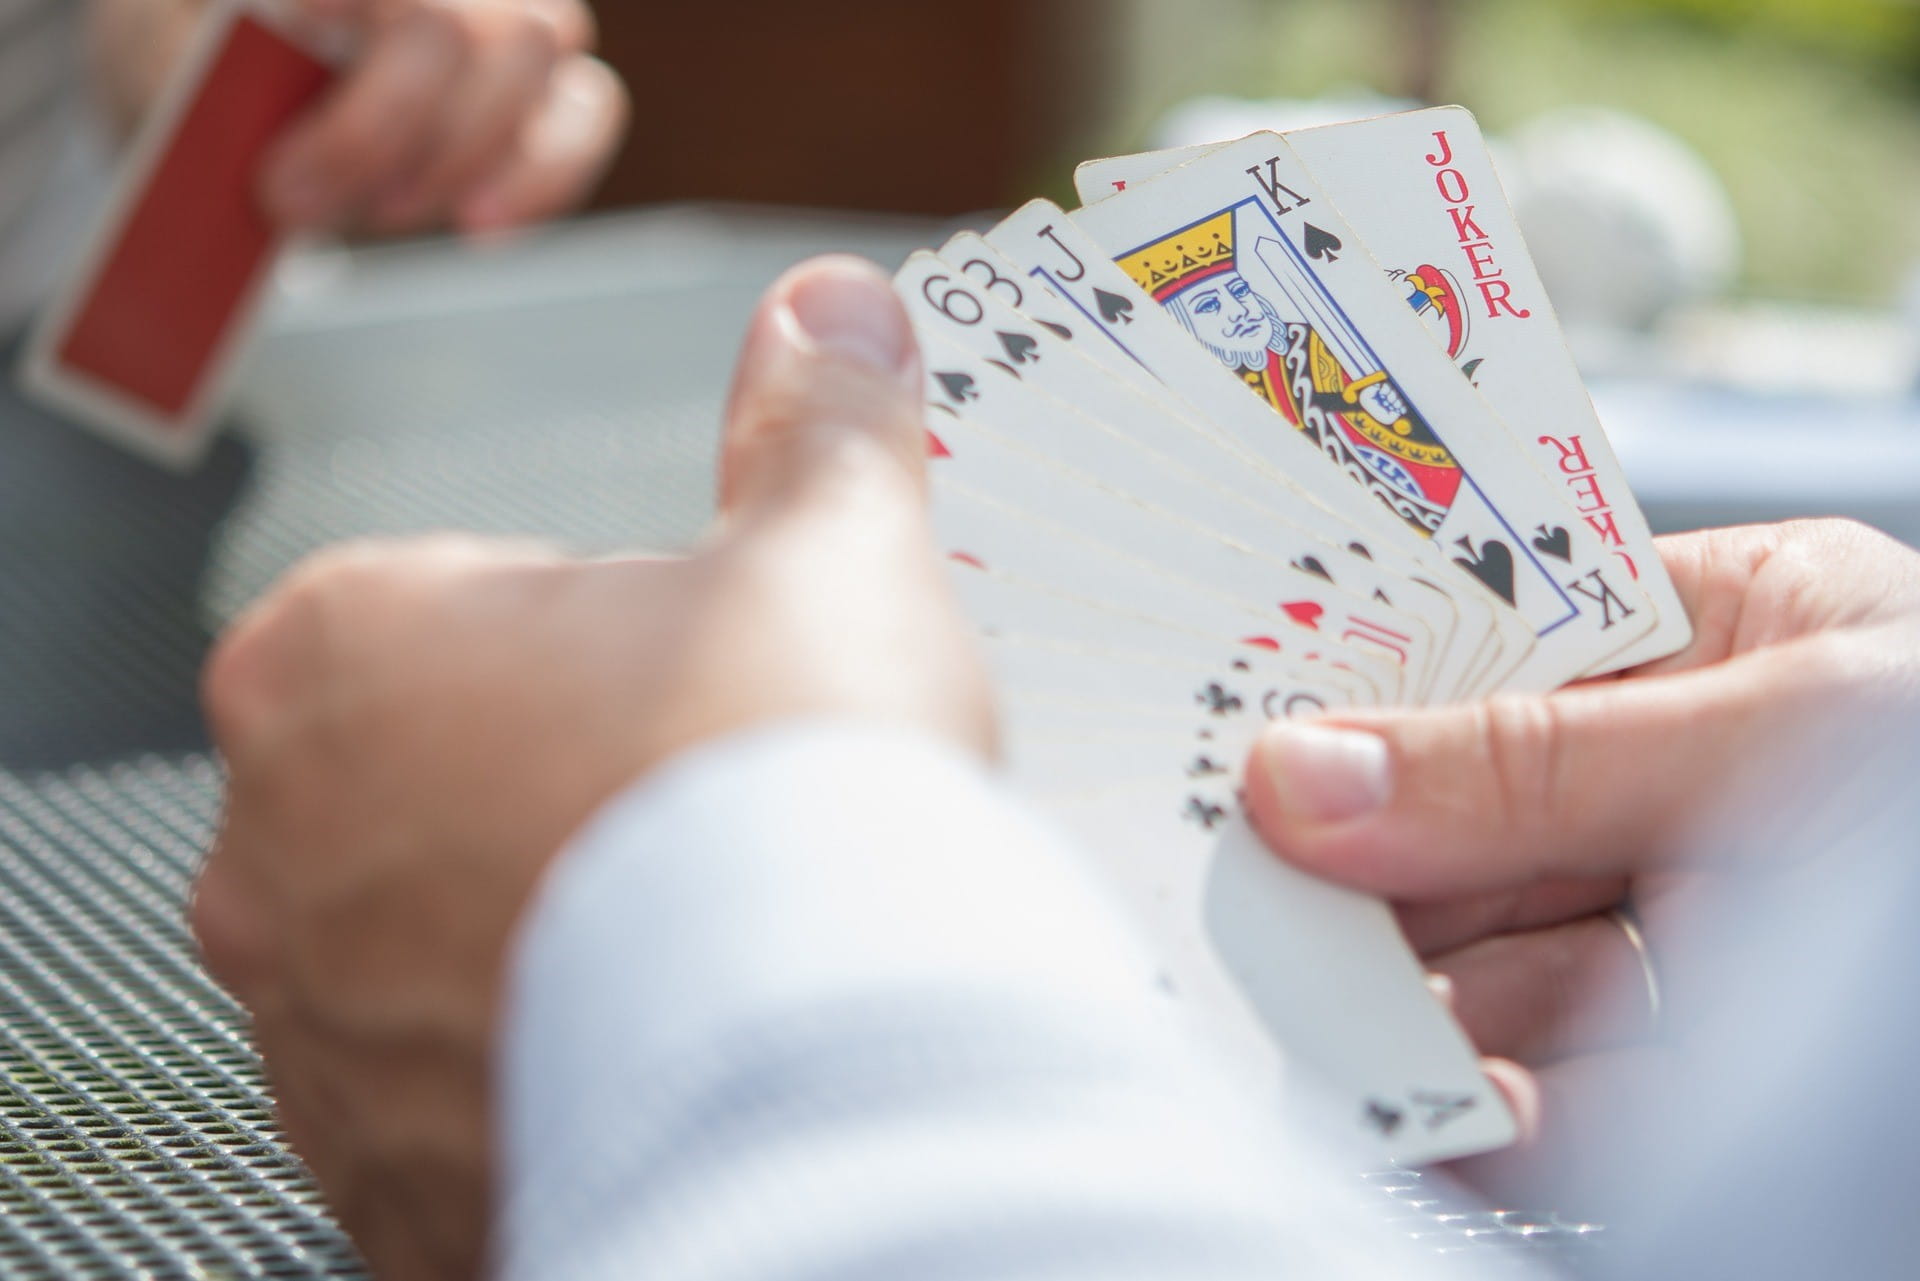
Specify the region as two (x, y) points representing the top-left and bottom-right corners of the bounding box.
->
(1117, 208), (1465, 535)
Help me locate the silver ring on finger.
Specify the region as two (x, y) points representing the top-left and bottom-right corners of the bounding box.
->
(1608, 904), (1662, 1037)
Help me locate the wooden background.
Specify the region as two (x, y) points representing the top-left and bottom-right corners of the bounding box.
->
(590, 0), (1114, 215)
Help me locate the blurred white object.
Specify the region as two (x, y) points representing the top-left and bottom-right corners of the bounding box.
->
(1502, 107), (1741, 336)
(1150, 92), (1414, 150)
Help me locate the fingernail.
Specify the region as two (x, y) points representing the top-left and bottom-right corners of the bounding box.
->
(784, 261), (915, 381)
(1257, 723), (1391, 824)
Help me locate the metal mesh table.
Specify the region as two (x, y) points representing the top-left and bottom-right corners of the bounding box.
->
(0, 206), (1600, 1277)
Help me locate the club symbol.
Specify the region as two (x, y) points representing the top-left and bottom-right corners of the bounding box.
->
(1186, 755), (1228, 778)
(1182, 795), (1229, 830)
(1196, 682), (1244, 716)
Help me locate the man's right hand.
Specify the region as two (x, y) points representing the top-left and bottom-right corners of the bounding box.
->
(192, 257), (992, 1278)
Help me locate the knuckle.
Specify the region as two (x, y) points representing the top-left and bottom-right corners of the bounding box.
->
(201, 542), (401, 743)
(188, 857), (268, 1002)
(412, 0), (479, 56)
(504, 10), (563, 64)
(315, 112), (396, 177)
(1475, 695), (1570, 852)
(556, 0), (598, 51)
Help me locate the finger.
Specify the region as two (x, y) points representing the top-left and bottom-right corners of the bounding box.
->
(293, 0), (595, 51)
(1395, 876), (1627, 955)
(713, 255), (927, 536)
(261, 6), (470, 231)
(368, 11), (563, 232)
(1430, 913), (1660, 1064)
(453, 55), (628, 235)
(1479, 1056), (1541, 1147)
(1242, 637), (1838, 900)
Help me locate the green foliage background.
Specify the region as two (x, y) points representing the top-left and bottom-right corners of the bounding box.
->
(1138, 0), (1920, 304)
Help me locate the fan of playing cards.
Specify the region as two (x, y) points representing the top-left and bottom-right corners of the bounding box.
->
(892, 110), (1692, 1166)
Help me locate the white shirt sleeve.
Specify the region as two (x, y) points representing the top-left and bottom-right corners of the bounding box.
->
(497, 722), (1462, 1281)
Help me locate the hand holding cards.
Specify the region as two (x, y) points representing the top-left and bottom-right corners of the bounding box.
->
(18, 0), (624, 470)
(896, 108), (1692, 1165)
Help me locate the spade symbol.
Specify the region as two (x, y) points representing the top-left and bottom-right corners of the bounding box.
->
(1532, 523), (1573, 563)
(1186, 755), (1227, 778)
(996, 331), (1040, 365)
(1292, 555), (1331, 581)
(1453, 536), (1517, 605)
(935, 371), (978, 404)
(1303, 223), (1343, 262)
(1039, 319), (1074, 341)
(1461, 357), (1484, 382)
(1093, 287), (1135, 325)
(1196, 682), (1244, 715)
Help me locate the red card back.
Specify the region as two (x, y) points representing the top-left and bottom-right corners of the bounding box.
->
(55, 15), (335, 422)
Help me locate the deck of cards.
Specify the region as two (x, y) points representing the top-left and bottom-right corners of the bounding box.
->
(17, 0), (338, 469)
(895, 110), (1692, 1166)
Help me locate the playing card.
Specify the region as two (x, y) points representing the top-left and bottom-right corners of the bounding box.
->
(956, 567), (1384, 708)
(900, 251), (1488, 701)
(1075, 116), (1691, 675)
(1066, 135), (1657, 687)
(978, 201), (1540, 691)
(868, 108), (1701, 1170)
(19, 0), (340, 468)
(1285, 108), (1691, 672)
(1039, 786), (1516, 1165)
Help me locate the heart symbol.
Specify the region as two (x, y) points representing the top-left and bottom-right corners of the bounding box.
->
(1281, 600), (1326, 630)
(947, 551), (985, 570)
(1240, 636), (1281, 652)
(1452, 538), (1517, 606)
(924, 430), (951, 459)
(1532, 523), (1572, 562)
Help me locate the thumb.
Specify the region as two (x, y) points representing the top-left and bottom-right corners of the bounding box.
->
(717, 256), (928, 536)
(1243, 641), (1844, 900)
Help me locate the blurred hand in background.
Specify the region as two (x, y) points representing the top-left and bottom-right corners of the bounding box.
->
(87, 0), (630, 237)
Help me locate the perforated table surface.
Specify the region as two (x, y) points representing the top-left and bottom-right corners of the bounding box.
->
(0, 206), (1601, 1277)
